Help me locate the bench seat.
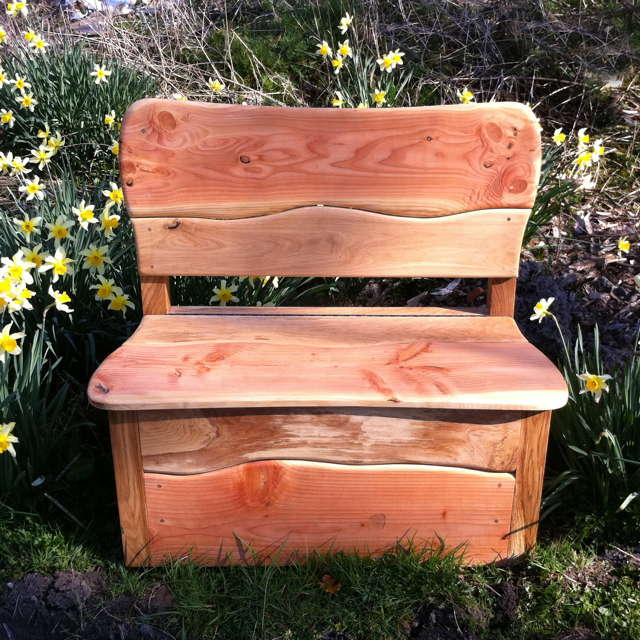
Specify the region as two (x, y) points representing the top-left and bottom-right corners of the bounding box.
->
(89, 308), (567, 412)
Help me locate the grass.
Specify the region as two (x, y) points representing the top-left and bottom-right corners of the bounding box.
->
(2, 513), (640, 639)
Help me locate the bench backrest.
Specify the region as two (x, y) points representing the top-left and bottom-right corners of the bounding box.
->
(120, 99), (541, 315)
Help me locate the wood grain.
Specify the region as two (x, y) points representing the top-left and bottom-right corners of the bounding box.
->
(121, 100), (541, 219)
(133, 208), (528, 278)
(144, 460), (515, 564)
(140, 275), (171, 315)
(507, 410), (552, 556)
(108, 411), (150, 566)
(488, 277), (517, 317)
(167, 306), (486, 316)
(88, 313), (568, 411)
(138, 408), (524, 474)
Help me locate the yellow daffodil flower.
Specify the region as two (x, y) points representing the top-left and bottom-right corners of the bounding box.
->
(48, 285), (73, 313)
(331, 90), (345, 108)
(337, 39), (352, 58)
(90, 64), (112, 85)
(30, 145), (52, 169)
(592, 139), (605, 160)
(46, 132), (65, 153)
(102, 182), (124, 210)
(210, 279), (239, 306)
(110, 140), (119, 155)
(23, 29), (36, 42)
(0, 68), (7, 88)
(2, 251), (35, 284)
(391, 49), (405, 66)
(10, 75), (30, 91)
(13, 214), (41, 240)
(80, 244), (112, 274)
(574, 150), (593, 169)
(338, 12), (353, 34)
(9, 154), (31, 176)
(100, 209), (120, 238)
(104, 110), (116, 128)
(45, 216), (74, 246)
(207, 77), (224, 93)
(577, 372), (612, 403)
(552, 128), (566, 145)
(6, 1), (29, 18)
(91, 275), (116, 301)
(316, 40), (332, 58)
(331, 54), (344, 74)
(108, 286), (135, 315)
(18, 175), (45, 201)
(530, 297), (555, 323)
(21, 244), (45, 268)
(0, 152), (10, 173)
(618, 236), (630, 254)
(30, 34), (47, 52)
(356, 102), (368, 109)
(16, 91), (36, 111)
(0, 422), (19, 458)
(577, 127), (590, 150)
(371, 88), (386, 106)
(37, 123), (50, 140)
(376, 53), (394, 72)
(0, 323), (25, 362)
(457, 87), (475, 104)
(8, 285), (34, 312)
(0, 28), (7, 43)
(0, 109), (15, 128)
(72, 200), (98, 230)
(172, 93), (187, 101)
(39, 247), (73, 282)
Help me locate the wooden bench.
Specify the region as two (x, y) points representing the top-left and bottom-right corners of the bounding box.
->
(89, 99), (568, 566)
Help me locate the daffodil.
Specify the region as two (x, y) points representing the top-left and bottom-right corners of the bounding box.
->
(100, 209), (120, 238)
(0, 27), (7, 43)
(371, 88), (386, 106)
(1, 251), (35, 284)
(21, 243), (45, 268)
(104, 110), (116, 128)
(338, 12), (353, 34)
(30, 34), (47, 53)
(0, 323), (25, 363)
(18, 175), (45, 201)
(331, 90), (345, 107)
(13, 214), (41, 240)
(618, 236), (631, 254)
(46, 132), (65, 153)
(30, 145), (52, 169)
(577, 372), (612, 403)
(376, 53), (395, 72)
(0, 109), (15, 128)
(48, 285), (73, 313)
(356, 102), (369, 109)
(530, 297), (555, 323)
(391, 49), (405, 66)
(91, 275), (116, 301)
(102, 182), (124, 210)
(16, 91), (36, 111)
(81, 244), (112, 274)
(207, 77), (224, 93)
(109, 140), (119, 155)
(577, 127), (590, 150)
(331, 54), (344, 74)
(0, 422), (18, 458)
(10, 75), (30, 92)
(0, 68), (7, 88)
(6, 1), (28, 18)
(574, 150), (593, 169)
(72, 200), (98, 230)
(45, 216), (74, 246)
(37, 123), (50, 141)
(210, 279), (239, 306)
(457, 87), (475, 104)
(0, 152), (9, 173)
(108, 286), (135, 315)
(316, 40), (332, 58)
(172, 93), (187, 101)
(39, 247), (73, 282)
(90, 64), (111, 84)
(552, 128), (566, 145)
(8, 285), (34, 312)
(23, 29), (36, 42)
(9, 154), (31, 176)
(592, 139), (605, 160)
(337, 39), (352, 58)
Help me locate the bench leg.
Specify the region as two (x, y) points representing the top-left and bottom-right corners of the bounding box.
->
(507, 410), (552, 557)
(109, 411), (151, 566)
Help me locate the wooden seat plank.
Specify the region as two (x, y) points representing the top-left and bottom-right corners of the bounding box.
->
(89, 314), (567, 412)
(144, 460), (515, 564)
